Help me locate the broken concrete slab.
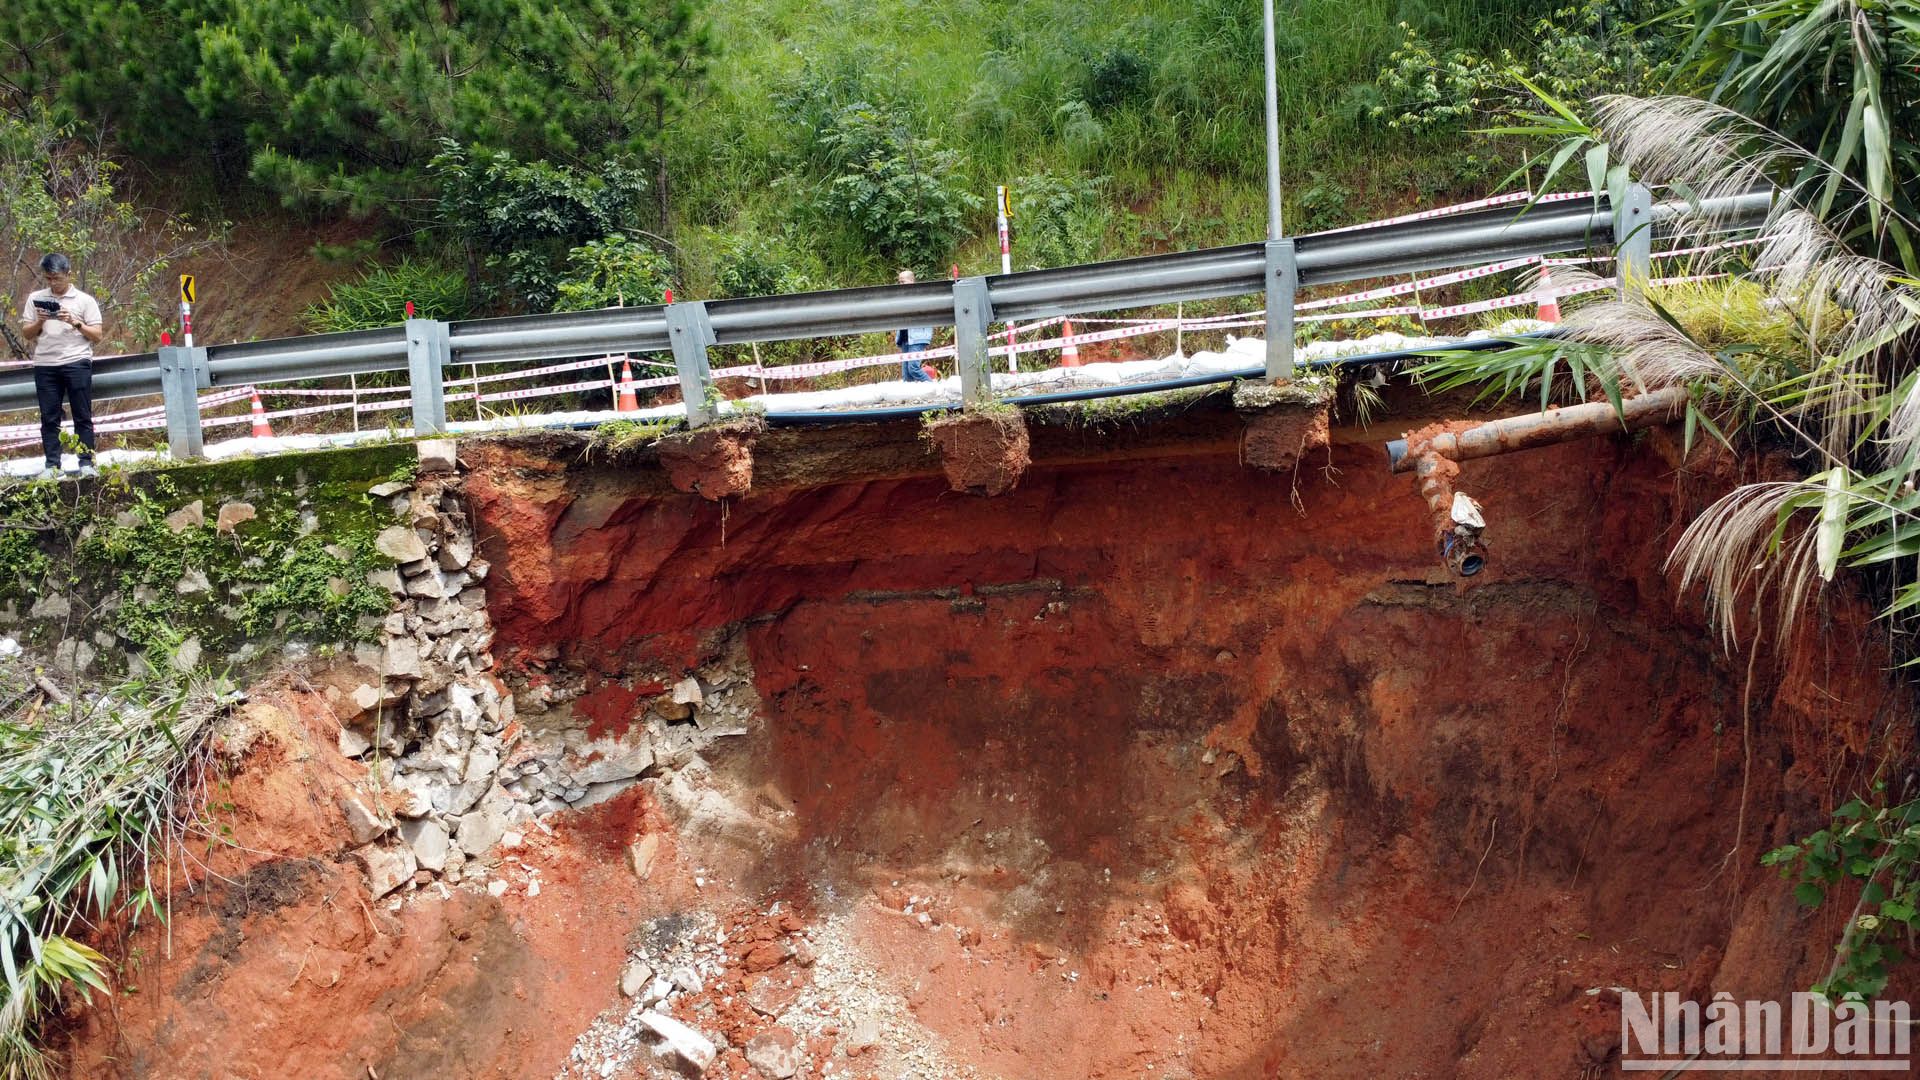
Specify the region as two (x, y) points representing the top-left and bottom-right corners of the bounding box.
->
(417, 439), (458, 474)
(638, 1011), (716, 1073)
(1233, 379), (1333, 472)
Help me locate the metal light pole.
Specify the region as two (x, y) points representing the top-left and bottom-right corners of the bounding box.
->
(1261, 0), (1297, 381)
(1263, 0), (1282, 242)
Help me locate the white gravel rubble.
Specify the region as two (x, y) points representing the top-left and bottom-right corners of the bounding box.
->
(777, 909), (979, 1080)
(554, 912), (729, 1080)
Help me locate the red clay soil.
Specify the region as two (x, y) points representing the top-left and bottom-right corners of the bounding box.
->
(1239, 403), (1330, 471)
(924, 410), (1031, 495)
(57, 689), (697, 1080)
(459, 423), (1908, 1076)
(656, 424), (760, 501)
(55, 414), (1912, 1079)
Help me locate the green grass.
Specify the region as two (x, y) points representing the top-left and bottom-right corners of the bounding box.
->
(665, 0), (1548, 291)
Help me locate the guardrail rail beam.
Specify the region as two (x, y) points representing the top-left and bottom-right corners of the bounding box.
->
(0, 190), (1777, 428)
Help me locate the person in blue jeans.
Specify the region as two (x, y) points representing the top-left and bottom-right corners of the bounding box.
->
(895, 269), (933, 381)
(20, 253), (104, 479)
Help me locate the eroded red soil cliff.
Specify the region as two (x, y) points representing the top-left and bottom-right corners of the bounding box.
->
(59, 394), (1908, 1079)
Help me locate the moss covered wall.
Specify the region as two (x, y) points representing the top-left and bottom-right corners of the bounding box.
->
(0, 442), (418, 676)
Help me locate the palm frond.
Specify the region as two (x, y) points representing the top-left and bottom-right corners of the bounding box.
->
(1412, 334), (1625, 412)
(1558, 296), (1723, 391)
(1668, 481), (1826, 653)
(1593, 95), (1795, 212)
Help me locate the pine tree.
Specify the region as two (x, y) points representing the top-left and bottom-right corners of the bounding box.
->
(186, 0), (713, 215)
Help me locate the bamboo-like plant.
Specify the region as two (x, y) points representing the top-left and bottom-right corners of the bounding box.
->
(0, 672), (223, 1080)
(1660, 0), (1919, 270)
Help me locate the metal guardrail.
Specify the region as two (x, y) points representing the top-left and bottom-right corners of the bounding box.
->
(0, 186), (1771, 456)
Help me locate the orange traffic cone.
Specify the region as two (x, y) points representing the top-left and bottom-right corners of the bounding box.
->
(1060, 318), (1082, 366)
(1536, 265), (1562, 324)
(616, 361), (640, 412)
(249, 391), (274, 438)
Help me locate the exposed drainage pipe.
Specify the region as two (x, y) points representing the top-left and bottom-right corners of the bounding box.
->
(1385, 386), (1690, 576)
(1412, 453), (1488, 577)
(1385, 386), (1689, 473)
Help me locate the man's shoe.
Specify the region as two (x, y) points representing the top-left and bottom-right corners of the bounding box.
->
(35, 467), (59, 480)
(76, 465), (99, 479)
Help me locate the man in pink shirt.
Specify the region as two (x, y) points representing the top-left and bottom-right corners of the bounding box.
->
(20, 253), (104, 479)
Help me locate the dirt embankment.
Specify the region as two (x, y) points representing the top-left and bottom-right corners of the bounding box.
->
(57, 404), (1909, 1080)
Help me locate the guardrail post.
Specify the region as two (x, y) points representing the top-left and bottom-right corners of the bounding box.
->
(666, 301), (718, 427)
(953, 277), (995, 408)
(1614, 183), (1655, 296)
(1263, 238), (1298, 382)
(406, 318), (450, 436)
(157, 345), (207, 459)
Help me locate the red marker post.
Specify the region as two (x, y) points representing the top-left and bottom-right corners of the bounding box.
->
(997, 185), (1016, 371)
(178, 274), (196, 347)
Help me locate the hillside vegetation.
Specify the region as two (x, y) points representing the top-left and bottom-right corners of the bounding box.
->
(0, 0), (1670, 340)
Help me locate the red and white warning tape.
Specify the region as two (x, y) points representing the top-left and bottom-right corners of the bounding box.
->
(1297, 255), (1544, 311)
(1544, 235), (1764, 267)
(1316, 189), (1595, 234)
